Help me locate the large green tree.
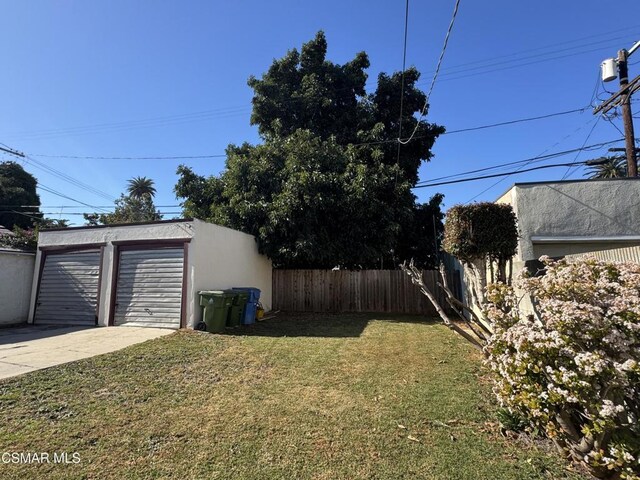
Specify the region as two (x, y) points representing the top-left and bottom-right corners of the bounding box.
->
(175, 31), (445, 268)
(0, 161), (42, 229)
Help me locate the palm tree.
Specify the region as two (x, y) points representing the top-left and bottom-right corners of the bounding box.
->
(585, 156), (627, 179)
(127, 176), (157, 199)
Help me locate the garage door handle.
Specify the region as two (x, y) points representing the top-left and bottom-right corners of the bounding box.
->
(145, 308), (153, 315)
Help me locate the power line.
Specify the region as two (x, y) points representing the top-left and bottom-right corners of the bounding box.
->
(427, 27), (640, 79)
(436, 36), (639, 82)
(413, 158), (617, 189)
(395, 0), (411, 172)
(4, 107), (251, 141)
(23, 155), (115, 201)
(399, 0), (462, 146)
(560, 116), (601, 180)
(0, 211), (183, 216)
(464, 116), (603, 202)
(3, 28), (636, 143)
(19, 106), (590, 162)
(0, 204), (181, 209)
(442, 107), (587, 135)
(28, 153), (227, 160)
(415, 139), (623, 187)
(1, 142), (117, 203)
(36, 184), (110, 212)
(433, 42), (639, 86)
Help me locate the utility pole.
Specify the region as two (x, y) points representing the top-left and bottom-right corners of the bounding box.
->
(617, 48), (637, 177)
(595, 40), (640, 177)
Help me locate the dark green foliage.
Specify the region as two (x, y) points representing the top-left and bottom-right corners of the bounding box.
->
(443, 203), (518, 264)
(394, 193), (445, 269)
(0, 161), (42, 230)
(177, 131), (426, 268)
(176, 32), (445, 269)
(84, 194), (162, 226)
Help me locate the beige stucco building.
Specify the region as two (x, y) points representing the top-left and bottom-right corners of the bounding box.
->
(496, 177), (640, 262)
(28, 219), (272, 329)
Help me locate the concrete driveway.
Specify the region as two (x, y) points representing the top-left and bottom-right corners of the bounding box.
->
(0, 325), (174, 380)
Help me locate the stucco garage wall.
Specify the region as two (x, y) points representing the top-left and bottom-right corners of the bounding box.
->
(29, 221), (195, 326)
(187, 219), (272, 328)
(0, 249), (35, 325)
(510, 179), (640, 261)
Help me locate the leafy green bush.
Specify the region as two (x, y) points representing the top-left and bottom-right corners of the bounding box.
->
(486, 257), (640, 479)
(443, 202), (518, 264)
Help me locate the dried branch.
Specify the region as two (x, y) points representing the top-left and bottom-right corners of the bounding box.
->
(400, 260), (485, 351)
(437, 266), (489, 341)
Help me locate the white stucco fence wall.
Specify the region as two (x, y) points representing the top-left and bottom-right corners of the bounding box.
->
(187, 219), (272, 328)
(0, 249), (35, 325)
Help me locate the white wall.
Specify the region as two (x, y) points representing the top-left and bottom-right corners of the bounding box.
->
(187, 219), (272, 328)
(0, 249), (35, 325)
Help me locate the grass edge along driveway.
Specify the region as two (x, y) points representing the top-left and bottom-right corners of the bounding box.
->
(0, 313), (587, 480)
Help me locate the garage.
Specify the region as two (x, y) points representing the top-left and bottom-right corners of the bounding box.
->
(28, 219), (273, 329)
(112, 246), (185, 329)
(34, 249), (102, 326)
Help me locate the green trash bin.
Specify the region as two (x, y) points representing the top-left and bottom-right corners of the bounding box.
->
(197, 291), (235, 333)
(225, 289), (249, 327)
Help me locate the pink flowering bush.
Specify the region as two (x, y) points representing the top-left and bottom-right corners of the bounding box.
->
(485, 257), (640, 479)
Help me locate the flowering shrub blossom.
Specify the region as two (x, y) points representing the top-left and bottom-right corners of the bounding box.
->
(485, 257), (640, 479)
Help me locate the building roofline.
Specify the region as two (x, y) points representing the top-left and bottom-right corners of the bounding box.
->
(531, 235), (640, 244)
(0, 247), (35, 255)
(41, 217), (195, 233)
(495, 177), (640, 202)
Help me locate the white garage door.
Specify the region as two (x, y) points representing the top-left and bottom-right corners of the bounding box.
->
(113, 247), (184, 328)
(34, 249), (101, 326)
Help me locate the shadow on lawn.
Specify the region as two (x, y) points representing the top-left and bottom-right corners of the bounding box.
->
(225, 312), (435, 338)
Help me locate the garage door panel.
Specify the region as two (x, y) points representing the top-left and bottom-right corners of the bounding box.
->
(116, 275), (184, 284)
(119, 297), (182, 306)
(114, 247), (184, 329)
(38, 281), (99, 289)
(117, 285), (183, 291)
(34, 249), (101, 326)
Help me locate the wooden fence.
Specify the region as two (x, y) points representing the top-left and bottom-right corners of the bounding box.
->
(272, 269), (461, 315)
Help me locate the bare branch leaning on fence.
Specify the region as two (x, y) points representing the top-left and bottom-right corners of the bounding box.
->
(437, 266), (490, 341)
(400, 260), (485, 351)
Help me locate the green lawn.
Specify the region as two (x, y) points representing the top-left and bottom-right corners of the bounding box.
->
(0, 314), (586, 479)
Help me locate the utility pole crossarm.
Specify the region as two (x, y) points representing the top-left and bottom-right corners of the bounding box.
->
(593, 74), (640, 115)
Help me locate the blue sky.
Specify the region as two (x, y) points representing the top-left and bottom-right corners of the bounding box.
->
(1, 0), (639, 225)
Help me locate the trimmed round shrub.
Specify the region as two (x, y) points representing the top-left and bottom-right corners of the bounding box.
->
(443, 202), (518, 263)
